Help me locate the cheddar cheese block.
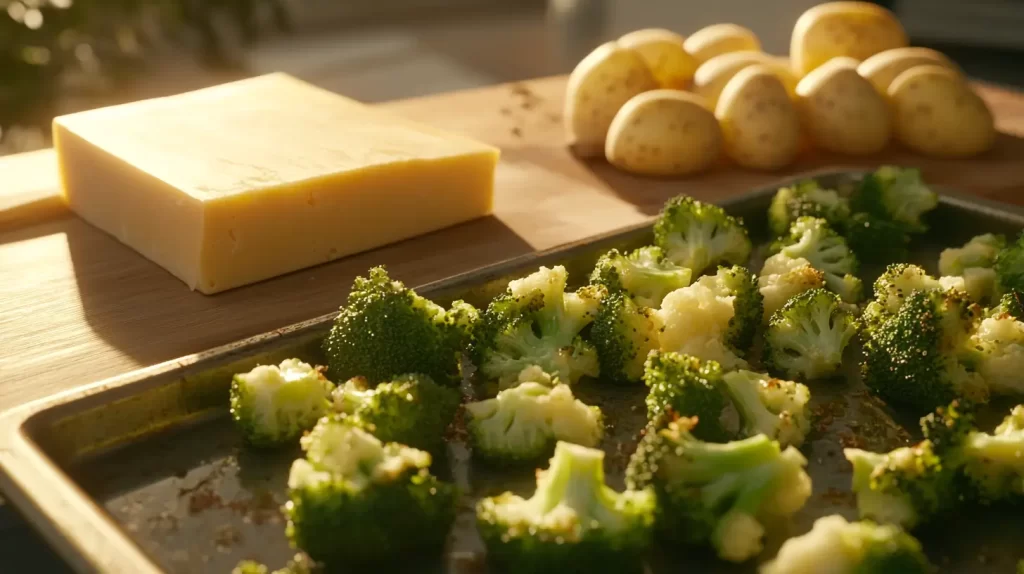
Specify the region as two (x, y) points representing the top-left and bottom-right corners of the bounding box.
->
(53, 73), (499, 294)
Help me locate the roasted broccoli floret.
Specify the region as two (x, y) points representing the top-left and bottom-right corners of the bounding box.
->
(477, 441), (656, 574)
(768, 179), (851, 236)
(757, 252), (826, 322)
(643, 353), (811, 447)
(721, 370), (811, 448)
(851, 166), (938, 233)
(626, 416), (812, 563)
(919, 399), (976, 455)
(764, 289), (858, 381)
(861, 264), (964, 336)
(962, 314), (1024, 395)
(331, 373), (460, 452)
(844, 401), (972, 530)
(845, 442), (951, 530)
(465, 373), (603, 465)
(589, 290), (661, 385)
(842, 211), (911, 265)
(773, 216), (863, 303)
(995, 231), (1024, 297)
(992, 289), (1024, 320)
(963, 404), (1024, 503)
(230, 359), (335, 448)
(843, 402), (972, 530)
(472, 265), (604, 387)
(862, 288), (987, 415)
(642, 351), (732, 442)
(322, 266), (476, 386)
(653, 195), (752, 277)
(656, 265), (762, 369)
(285, 417), (456, 566)
(939, 233), (1005, 303)
(590, 246), (692, 308)
(759, 515), (932, 574)
(940, 233), (1005, 276)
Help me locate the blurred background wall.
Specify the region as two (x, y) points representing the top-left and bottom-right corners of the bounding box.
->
(2, 0), (1023, 156)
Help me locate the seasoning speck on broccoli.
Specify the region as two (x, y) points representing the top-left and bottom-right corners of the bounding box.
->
(477, 441), (655, 574)
(284, 417), (456, 567)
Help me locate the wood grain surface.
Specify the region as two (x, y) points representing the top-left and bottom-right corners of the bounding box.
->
(2, 75), (1024, 412)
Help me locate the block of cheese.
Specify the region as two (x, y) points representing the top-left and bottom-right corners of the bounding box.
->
(52, 73), (500, 294)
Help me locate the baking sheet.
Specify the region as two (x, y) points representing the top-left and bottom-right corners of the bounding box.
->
(2, 170), (1024, 573)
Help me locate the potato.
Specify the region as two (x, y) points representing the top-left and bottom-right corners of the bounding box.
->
(791, 2), (908, 77)
(715, 65), (801, 170)
(564, 41), (659, 157)
(618, 28), (698, 89)
(888, 65), (995, 158)
(606, 90), (722, 176)
(858, 47), (961, 95)
(684, 23), (762, 64)
(795, 57), (891, 155)
(693, 51), (799, 108)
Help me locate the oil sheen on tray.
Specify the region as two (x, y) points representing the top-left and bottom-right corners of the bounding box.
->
(7, 172), (1024, 574)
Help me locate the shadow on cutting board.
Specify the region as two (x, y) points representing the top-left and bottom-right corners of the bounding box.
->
(64, 214), (533, 365)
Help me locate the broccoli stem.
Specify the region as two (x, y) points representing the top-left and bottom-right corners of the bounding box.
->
(528, 443), (610, 516)
(784, 301), (844, 371)
(664, 434), (779, 483)
(722, 374), (777, 437)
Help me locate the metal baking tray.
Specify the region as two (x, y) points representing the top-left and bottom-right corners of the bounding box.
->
(2, 170), (1024, 574)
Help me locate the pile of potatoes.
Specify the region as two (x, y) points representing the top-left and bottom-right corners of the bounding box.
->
(564, 1), (997, 177)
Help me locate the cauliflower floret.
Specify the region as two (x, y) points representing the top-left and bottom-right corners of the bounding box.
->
(657, 281), (746, 369)
(758, 253), (826, 322)
(967, 316), (1024, 394)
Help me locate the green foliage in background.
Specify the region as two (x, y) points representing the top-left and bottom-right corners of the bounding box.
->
(1, 0), (165, 131)
(0, 0), (288, 153)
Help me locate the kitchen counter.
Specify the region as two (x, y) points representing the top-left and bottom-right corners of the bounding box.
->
(3, 74), (1024, 570)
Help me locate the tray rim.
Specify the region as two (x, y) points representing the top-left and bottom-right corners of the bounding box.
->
(3, 167), (1023, 574)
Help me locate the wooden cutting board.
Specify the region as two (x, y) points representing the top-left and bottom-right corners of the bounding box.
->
(2, 74), (1024, 412)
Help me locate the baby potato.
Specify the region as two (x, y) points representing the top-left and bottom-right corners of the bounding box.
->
(715, 65), (801, 170)
(684, 23), (762, 64)
(888, 65), (995, 158)
(564, 41), (659, 157)
(858, 47), (961, 95)
(795, 57), (891, 155)
(791, 2), (908, 76)
(606, 89), (722, 176)
(693, 51), (799, 108)
(618, 28), (698, 89)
